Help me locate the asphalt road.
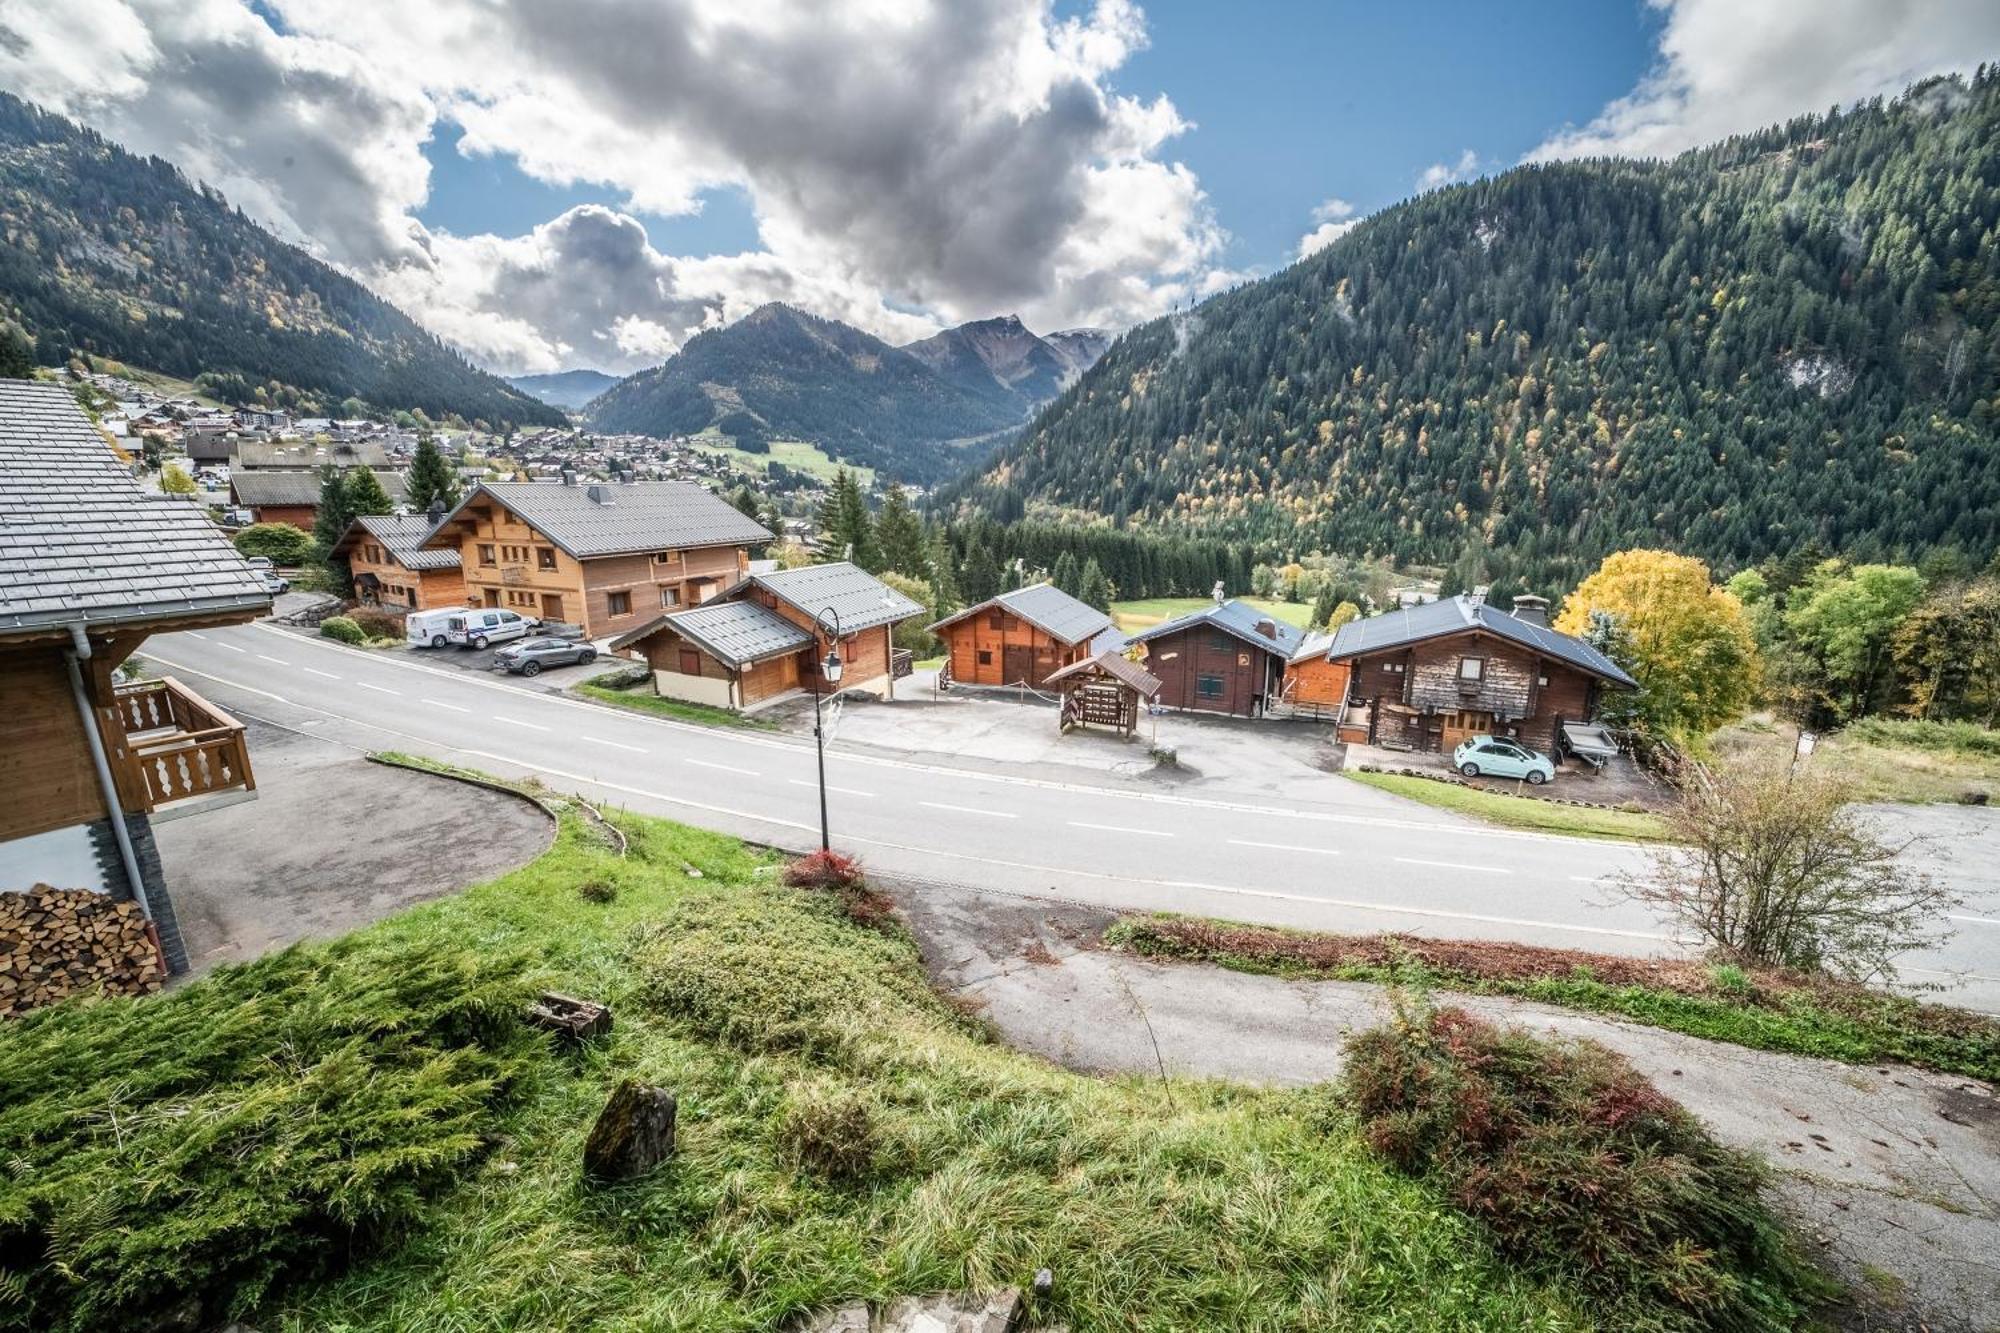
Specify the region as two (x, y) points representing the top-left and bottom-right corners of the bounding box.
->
(142, 620), (2000, 1012)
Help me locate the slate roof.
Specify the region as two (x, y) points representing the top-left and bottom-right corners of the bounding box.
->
(1125, 598), (1306, 658)
(927, 581), (1114, 646)
(230, 469), (407, 507)
(426, 481), (772, 560)
(1324, 594), (1638, 688)
(625, 599), (813, 668)
(237, 439), (390, 470)
(1043, 649), (1163, 698)
(335, 513), (460, 571)
(0, 379), (270, 636)
(1288, 629), (1336, 665)
(743, 561), (925, 633)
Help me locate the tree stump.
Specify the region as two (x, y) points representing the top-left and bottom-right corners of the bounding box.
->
(583, 1080), (676, 1181)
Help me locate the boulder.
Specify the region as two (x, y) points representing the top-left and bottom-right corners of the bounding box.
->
(582, 1080), (676, 1180)
(877, 1290), (1021, 1333)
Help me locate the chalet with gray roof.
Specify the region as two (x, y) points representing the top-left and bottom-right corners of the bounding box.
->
(331, 513), (466, 612)
(927, 582), (1117, 688)
(421, 477), (772, 637)
(610, 561), (924, 711)
(1126, 596), (1303, 717)
(228, 469), (407, 528)
(0, 380), (269, 979)
(1325, 593), (1636, 756)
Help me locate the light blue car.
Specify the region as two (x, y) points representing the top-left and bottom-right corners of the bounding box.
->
(1452, 734), (1555, 784)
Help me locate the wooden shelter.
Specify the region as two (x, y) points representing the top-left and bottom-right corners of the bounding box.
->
(1046, 651), (1162, 738)
(928, 582), (1115, 688)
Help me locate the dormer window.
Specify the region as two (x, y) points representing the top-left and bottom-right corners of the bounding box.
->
(1458, 657), (1485, 682)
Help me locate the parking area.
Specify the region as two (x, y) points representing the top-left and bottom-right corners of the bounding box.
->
(1342, 737), (1667, 806)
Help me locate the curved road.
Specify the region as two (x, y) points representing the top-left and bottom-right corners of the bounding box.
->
(145, 620), (2000, 1012)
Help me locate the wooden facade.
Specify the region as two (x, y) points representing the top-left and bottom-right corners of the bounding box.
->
(1347, 629), (1599, 754)
(249, 503), (317, 529)
(938, 606), (1090, 687)
(1142, 623), (1290, 717)
(1282, 654), (1351, 715)
(349, 543), (466, 612)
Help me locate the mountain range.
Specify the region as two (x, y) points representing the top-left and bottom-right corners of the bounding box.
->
(586, 305), (1109, 481)
(0, 94), (561, 428)
(506, 368), (621, 410)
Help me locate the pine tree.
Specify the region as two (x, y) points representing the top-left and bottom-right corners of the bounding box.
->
(311, 466), (354, 553)
(875, 484), (927, 577)
(405, 434), (460, 514)
(1310, 584), (1337, 630)
(1051, 552), (1081, 596)
(343, 467), (395, 517)
(1077, 558), (1113, 613)
(814, 469), (878, 570)
(960, 540), (1001, 604)
(0, 324), (32, 379)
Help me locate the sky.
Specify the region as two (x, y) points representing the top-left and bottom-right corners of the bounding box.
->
(3, 0), (1997, 377)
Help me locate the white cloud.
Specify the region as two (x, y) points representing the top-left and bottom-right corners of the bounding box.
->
(0, 0), (1233, 374)
(1295, 197), (1359, 258)
(1416, 149), (1480, 192)
(1527, 0), (2000, 162)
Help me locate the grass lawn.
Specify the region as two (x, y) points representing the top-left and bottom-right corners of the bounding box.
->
(1111, 596), (1314, 634)
(1108, 914), (2000, 1083)
(575, 672), (777, 730)
(2, 804), (1608, 1333)
(1713, 714), (2000, 803)
(689, 432), (875, 486)
(1344, 769), (1671, 841)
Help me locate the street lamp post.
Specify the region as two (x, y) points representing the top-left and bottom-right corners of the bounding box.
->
(810, 605), (844, 851)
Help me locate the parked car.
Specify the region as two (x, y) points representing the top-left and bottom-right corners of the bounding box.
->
(405, 606), (472, 649)
(1452, 735), (1556, 784)
(447, 608), (537, 649)
(244, 556), (274, 572)
(493, 636), (599, 676)
(257, 570), (290, 595)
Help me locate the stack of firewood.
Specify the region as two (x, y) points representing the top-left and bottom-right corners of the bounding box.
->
(0, 886), (163, 1017)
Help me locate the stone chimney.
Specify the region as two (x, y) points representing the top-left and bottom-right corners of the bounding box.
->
(560, 467), (577, 487)
(425, 498), (445, 527)
(1212, 580), (1226, 606)
(1510, 593), (1550, 627)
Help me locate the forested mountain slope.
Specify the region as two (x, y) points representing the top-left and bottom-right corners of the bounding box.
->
(976, 72), (2000, 586)
(506, 368), (619, 410)
(0, 95), (561, 427)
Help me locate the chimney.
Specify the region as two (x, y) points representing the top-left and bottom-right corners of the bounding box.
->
(586, 483), (613, 505)
(425, 498), (444, 526)
(560, 467), (577, 487)
(1255, 619), (1277, 640)
(1212, 580), (1226, 606)
(1510, 593), (1550, 627)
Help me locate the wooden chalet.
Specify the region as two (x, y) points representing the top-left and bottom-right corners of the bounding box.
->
(0, 380), (271, 975)
(1047, 651), (1162, 737)
(229, 468), (407, 528)
(1325, 593), (1637, 755)
(331, 511), (467, 612)
(611, 562), (924, 711)
(1128, 596), (1304, 717)
(1280, 630), (1352, 721)
(928, 582), (1116, 688)
(422, 478), (772, 638)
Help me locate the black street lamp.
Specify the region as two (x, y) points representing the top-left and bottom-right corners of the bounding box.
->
(809, 605), (844, 851)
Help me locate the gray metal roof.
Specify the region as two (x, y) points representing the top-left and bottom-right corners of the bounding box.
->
(1288, 629), (1336, 665)
(1325, 594), (1638, 687)
(427, 481), (772, 560)
(746, 561), (924, 633)
(0, 379), (270, 636)
(339, 514), (460, 571)
(927, 581), (1114, 646)
(237, 439), (390, 470)
(1126, 598), (1306, 658)
(644, 599), (814, 669)
(230, 469), (407, 507)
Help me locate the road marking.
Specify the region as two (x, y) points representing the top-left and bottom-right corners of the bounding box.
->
(303, 667), (340, 680)
(583, 736), (647, 754)
(1570, 874), (1612, 885)
(421, 698), (470, 713)
(687, 757), (759, 776)
(1230, 839), (1340, 856)
(1397, 857), (1512, 875)
(256, 654), (289, 665)
(215, 642), (247, 653)
(356, 681), (399, 696)
(921, 801), (1016, 818)
(1950, 914), (2000, 927)
(789, 778), (873, 798)
(496, 716), (550, 732)
(1069, 820), (1172, 838)
(185, 632), (209, 640)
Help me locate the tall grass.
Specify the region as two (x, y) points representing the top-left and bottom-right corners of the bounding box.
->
(1842, 716), (2000, 756)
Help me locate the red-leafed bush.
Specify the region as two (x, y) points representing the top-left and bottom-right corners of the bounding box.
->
(1343, 999), (1825, 1330)
(782, 849), (866, 892)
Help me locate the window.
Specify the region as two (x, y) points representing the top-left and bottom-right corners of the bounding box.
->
(537, 547), (557, 570)
(660, 586), (681, 609)
(977, 649), (993, 665)
(1458, 657), (1485, 681)
(477, 544), (496, 566)
(988, 611), (1009, 631)
(678, 648), (702, 675)
(653, 550), (680, 564)
(607, 590), (632, 616)
(1208, 631), (1234, 652)
(1196, 674), (1226, 700)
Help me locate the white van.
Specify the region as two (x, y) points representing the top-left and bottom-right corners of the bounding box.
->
(446, 607), (536, 649)
(406, 606), (471, 649)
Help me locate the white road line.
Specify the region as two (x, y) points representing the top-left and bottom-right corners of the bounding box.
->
(496, 716), (550, 732)
(356, 681), (399, 696)
(1069, 820), (1172, 838)
(215, 642), (247, 653)
(303, 667), (340, 680)
(1230, 838), (1340, 856)
(686, 757), (759, 776)
(1397, 856), (1513, 875)
(582, 736), (648, 754)
(788, 778), (873, 798)
(256, 654), (289, 665)
(921, 800), (1016, 819)
(185, 632), (209, 640)
(421, 698), (470, 713)
(1950, 914), (2000, 927)
(1570, 874), (1611, 885)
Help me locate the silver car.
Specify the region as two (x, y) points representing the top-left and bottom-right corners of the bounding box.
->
(493, 636), (598, 676)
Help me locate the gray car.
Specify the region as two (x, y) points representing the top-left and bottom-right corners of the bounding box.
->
(493, 636), (598, 676)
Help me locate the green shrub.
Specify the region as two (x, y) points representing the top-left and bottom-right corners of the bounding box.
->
(319, 615), (364, 644)
(1343, 999), (1826, 1331)
(1844, 716), (2000, 757)
(347, 606), (405, 640)
(0, 939), (539, 1332)
(232, 522), (315, 565)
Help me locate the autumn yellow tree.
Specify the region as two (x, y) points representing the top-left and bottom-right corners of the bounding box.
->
(1555, 549), (1760, 740)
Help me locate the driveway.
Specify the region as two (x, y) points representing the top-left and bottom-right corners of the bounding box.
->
(892, 877), (2000, 1332)
(153, 718), (553, 972)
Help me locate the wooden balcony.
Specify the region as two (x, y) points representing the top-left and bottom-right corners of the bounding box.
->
(110, 676), (257, 815)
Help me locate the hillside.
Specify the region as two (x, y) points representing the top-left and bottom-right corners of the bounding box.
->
(587, 305), (1107, 483)
(975, 72), (2000, 588)
(505, 368), (618, 410)
(0, 95), (562, 428)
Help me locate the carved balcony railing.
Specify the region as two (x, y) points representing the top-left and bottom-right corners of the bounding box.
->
(111, 676), (256, 813)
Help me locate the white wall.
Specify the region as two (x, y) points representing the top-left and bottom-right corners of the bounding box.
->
(0, 824), (114, 895)
(652, 669), (737, 710)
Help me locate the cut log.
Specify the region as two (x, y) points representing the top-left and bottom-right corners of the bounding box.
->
(527, 991), (612, 1041)
(582, 1080), (676, 1181)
